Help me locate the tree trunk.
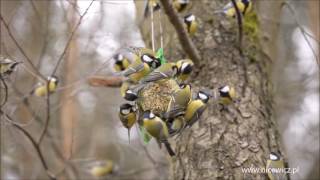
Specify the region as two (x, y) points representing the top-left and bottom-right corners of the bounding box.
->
(164, 1), (285, 179)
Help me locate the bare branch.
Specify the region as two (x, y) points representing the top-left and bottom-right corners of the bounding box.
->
(0, 15), (45, 81)
(282, 2), (319, 69)
(230, 0), (243, 54)
(0, 76), (8, 107)
(159, 0), (201, 65)
(51, 0), (95, 76)
(87, 76), (123, 87)
(0, 111), (56, 180)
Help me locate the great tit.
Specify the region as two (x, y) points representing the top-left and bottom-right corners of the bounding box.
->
(218, 85), (236, 106)
(144, 0), (161, 18)
(184, 14), (197, 36)
(89, 160), (114, 177)
(184, 90), (210, 127)
(173, 0), (190, 13)
(32, 76), (59, 97)
(140, 62), (178, 83)
(266, 152), (287, 180)
(176, 59), (194, 82)
(113, 53), (130, 72)
(220, 0), (252, 18)
(0, 57), (20, 77)
(165, 83), (192, 118)
(142, 110), (175, 156)
(119, 103), (137, 143)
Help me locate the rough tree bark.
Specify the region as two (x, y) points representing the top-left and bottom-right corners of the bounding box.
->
(161, 0), (286, 179)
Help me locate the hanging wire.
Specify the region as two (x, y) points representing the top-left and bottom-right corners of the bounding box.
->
(150, 3), (155, 51)
(158, 8), (164, 50)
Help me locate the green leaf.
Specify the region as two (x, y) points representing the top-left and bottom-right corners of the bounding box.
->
(139, 126), (152, 144)
(156, 48), (166, 64)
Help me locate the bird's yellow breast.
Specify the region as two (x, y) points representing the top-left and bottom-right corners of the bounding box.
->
(130, 63), (150, 82)
(184, 100), (204, 121)
(90, 161), (113, 177)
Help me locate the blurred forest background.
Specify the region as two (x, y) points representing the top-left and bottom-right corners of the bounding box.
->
(0, 0), (319, 180)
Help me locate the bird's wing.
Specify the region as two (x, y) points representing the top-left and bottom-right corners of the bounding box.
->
(141, 70), (168, 83)
(123, 63), (144, 77)
(188, 105), (206, 127)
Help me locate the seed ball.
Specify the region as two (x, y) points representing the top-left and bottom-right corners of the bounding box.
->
(137, 79), (180, 116)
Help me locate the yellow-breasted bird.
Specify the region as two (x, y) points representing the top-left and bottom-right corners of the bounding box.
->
(266, 152), (287, 180)
(32, 76), (59, 97)
(165, 83), (192, 118)
(88, 160), (114, 177)
(119, 103), (137, 143)
(173, 0), (190, 13)
(140, 62), (178, 84)
(144, 0), (161, 18)
(184, 90), (210, 127)
(168, 116), (185, 136)
(218, 0), (252, 18)
(0, 57), (20, 77)
(184, 14), (197, 36)
(122, 48), (161, 82)
(142, 110), (175, 156)
(113, 53), (130, 72)
(218, 85), (236, 106)
(176, 59), (194, 82)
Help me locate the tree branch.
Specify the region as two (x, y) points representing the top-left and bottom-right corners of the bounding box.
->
(50, 0), (95, 76)
(0, 111), (56, 180)
(230, 0), (243, 54)
(159, 0), (201, 65)
(0, 15), (45, 81)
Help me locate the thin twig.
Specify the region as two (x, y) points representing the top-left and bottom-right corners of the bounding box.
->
(51, 0), (95, 76)
(230, 0), (247, 96)
(0, 110), (56, 180)
(159, 9), (164, 50)
(282, 2), (319, 69)
(159, 0), (201, 65)
(0, 15), (45, 81)
(0, 76), (8, 108)
(230, 0), (243, 54)
(30, 0), (43, 26)
(37, 81), (51, 145)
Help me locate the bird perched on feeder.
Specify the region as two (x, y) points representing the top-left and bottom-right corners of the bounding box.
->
(0, 57), (21, 77)
(32, 76), (59, 97)
(184, 14), (197, 36)
(118, 103), (137, 143)
(165, 83), (192, 118)
(122, 54), (159, 83)
(140, 62), (178, 83)
(216, 0), (252, 18)
(184, 90), (210, 127)
(176, 59), (194, 82)
(168, 116), (185, 136)
(142, 110), (175, 156)
(113, 53), (130, 72)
